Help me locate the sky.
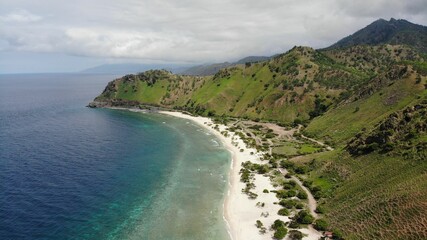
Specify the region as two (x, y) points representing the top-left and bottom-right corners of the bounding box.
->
(1, 0), (427, 73)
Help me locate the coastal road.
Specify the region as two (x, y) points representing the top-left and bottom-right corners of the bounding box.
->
(297, 125), (334, 151)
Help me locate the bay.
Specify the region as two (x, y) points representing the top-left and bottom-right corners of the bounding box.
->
(0, 73), (230, 240)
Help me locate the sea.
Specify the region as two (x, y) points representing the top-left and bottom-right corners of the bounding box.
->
(0, 73), (231, 240)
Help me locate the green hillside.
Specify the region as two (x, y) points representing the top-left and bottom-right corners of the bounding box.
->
(92, 45), (425, 126)
(293, 98), (427, 239)
(90, 21), (427, 239)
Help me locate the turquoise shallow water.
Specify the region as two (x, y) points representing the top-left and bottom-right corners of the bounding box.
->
(0, 74), (230, 240)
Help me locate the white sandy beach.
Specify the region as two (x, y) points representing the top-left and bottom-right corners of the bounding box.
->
(159, 111), (322, 240)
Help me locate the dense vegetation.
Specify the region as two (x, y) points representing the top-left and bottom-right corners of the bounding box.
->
(91, 19), (427, 239)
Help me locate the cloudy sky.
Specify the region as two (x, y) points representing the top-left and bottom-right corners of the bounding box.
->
(1, 0), (426, 73)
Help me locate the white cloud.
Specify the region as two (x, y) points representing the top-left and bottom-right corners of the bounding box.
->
(0, 9), (42, 23)
(0, 0), (426, 64)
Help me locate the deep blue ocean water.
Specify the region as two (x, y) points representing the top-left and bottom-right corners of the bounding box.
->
(0, 73), (230, 240)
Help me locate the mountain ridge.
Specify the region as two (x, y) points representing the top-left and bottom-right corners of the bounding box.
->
(327, 18), (427, 54)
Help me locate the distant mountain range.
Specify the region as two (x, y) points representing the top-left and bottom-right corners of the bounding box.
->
(178, 56), (273, 76)
(82, 56), (274, 76)
(177, 62), (232, 76)
(327, 18), (427, 53)
(80, 63), (190, 75)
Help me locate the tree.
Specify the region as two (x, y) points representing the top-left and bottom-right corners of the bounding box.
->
(309, 97), (328, 119)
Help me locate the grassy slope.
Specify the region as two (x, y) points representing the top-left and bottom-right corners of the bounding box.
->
(96, 46), (388, 124)
(294, 146), (427, 239)
(304, 70), (426, 145)
(116, 79), (169, 103)
(296, 72), (427, 239)
(93, 45), (427, 239)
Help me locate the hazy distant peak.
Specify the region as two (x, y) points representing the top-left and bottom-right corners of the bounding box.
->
(327, 18), (427, 53)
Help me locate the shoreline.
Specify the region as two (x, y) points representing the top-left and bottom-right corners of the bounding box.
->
(102, 107), (322, 240)
(157, 111), (292, 240)
(156, 111), (240, 240)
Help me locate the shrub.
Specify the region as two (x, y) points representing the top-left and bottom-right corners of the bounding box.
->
(278, 208), (290, 216)
(293, 118), (303, 127)
(310, 186), (322, 193)
(302, 180), (312, 188)
(272, 221), (288, 239)
(256, 220), (267, 234)
(272, 219), (286, 230)
(315, 206), (325, 214)
(270, 162), (278, 168)
(297, 191), (308, 199)
(265, 132), (276, 138)
(295, 203), (304, 209)
(279, 199), (297, 209)
(280, 160), (295, 169)
(282, 182), (295, 190)
(288, 230), (303, 240)
(332, 228), (344, 240)
(314, 219), (328, 231)
(295, 210), (314, 224)
(313, 191), (323, 200)
(248, 192), (258, 199)
(263, 189), (269, 193)
(240, 168), (251, 183)
(278, 189), (297, 198)
(287, 190), (297, 197)
(288, 220), (300, 228)
(353, 106), (360, 113)
(257, 164), (270, 174)
(294, 166), (307, 174)
(273, 226), (288, 239)
(276, 190), (287, 198)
